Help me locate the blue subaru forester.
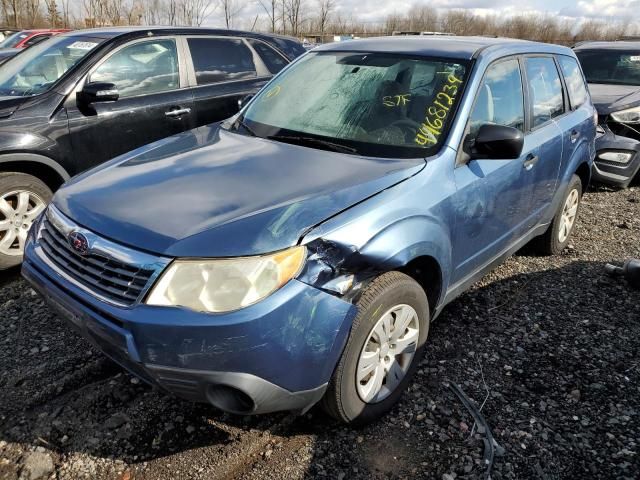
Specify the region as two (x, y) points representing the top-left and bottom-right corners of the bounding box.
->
(22, 36), (595, 424)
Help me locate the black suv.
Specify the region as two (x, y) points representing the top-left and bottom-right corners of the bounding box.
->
(574, 41), (640, 188)
(0, 27), (304, 268)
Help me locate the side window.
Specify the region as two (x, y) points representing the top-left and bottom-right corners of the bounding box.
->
(469, 59), (525, 137)
(247, 39), (287, 74)
(524, 57), (564, 128)
(187, 37), (257, 85)
(90, 39), (179, 98)
(558, 56), (588, 109)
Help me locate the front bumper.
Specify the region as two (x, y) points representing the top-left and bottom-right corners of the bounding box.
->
(22, 237), (357, 415)
(592, 123), (640, 188)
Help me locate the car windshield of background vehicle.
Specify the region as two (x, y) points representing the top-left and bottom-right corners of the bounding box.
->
(240, 52), (468, 158)
(576, 50), (640, 86)
(0, 36), (102, 97)
(0, 31), (27, 48)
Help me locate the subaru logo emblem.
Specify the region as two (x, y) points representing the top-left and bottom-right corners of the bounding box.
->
(68, 231), (89, 256)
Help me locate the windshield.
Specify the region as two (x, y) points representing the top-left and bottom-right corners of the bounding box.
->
(576, 50), (640, 86)
(0, 31), (27, 48)
(239, 51), (468, 158)
(0, 35), (102, 97)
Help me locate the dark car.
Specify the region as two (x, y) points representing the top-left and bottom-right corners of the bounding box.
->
(23, 36), (595, 423)
(0, 27), (305, 269)
(575, 41), (640, 187)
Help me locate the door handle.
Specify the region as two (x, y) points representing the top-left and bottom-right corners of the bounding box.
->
(570, 130), (580, 143)
(523, 154), (539, 171)
(165, 107), (191, 118)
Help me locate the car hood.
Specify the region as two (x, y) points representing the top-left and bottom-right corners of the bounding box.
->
(589, 83), (640, 115)
(54, 125), (425, 258)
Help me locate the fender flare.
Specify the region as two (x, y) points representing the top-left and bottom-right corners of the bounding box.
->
(0, 153), (70, 182)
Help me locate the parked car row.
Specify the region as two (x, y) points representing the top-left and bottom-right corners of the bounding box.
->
(16, 33), (600, 424)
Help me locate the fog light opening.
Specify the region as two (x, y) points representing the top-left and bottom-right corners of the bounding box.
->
(598, 150), (633, 164)
(207, 385), (255, 414)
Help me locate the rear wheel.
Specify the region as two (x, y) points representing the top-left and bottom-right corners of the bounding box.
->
(0, 173), (51, 270)
(533, 174), (582, 256)
(321, 271), (429, 424)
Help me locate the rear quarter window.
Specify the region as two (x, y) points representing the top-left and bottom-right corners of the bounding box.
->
(247, 39), (288, 74)
(558, 56), (589, 109)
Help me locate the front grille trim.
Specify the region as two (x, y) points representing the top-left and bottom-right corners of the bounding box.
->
(35, 206), (171, 308)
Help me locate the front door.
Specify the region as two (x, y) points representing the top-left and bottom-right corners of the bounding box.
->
(452, 58), (534, 284)
(65, 37), (195, 173)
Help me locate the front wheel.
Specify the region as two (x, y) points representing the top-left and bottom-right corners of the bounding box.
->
(533, 174), (583, 256)
(321, 271), (429, 424)
(0, 173), (51, 270)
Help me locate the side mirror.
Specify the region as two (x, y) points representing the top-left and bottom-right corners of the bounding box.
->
(237, 94), (254, 110)
(77, 82), (119, 105)
(471, 124), (524, 160)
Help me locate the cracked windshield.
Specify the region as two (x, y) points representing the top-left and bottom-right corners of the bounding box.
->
(242, 51), (467, 157)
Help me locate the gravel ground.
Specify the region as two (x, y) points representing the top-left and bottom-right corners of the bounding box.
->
(1, 185), (639, 480)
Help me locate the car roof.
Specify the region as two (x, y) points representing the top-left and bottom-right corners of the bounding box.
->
(18, 29), (69, 34)
(59, 26), (298, 42)
(313, 35), (571, 60)
(574, 40), (640, 51)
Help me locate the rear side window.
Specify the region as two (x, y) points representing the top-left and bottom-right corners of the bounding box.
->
(525, 57), (564, 128)
(247, 39), (287, 74)
(558, 56), (588, 109)
(469, 58), (525, 137)
(270, 37), (306, 60)
(187, 37), (257, 85)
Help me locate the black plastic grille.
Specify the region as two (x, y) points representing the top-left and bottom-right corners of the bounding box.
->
(38, 218), (154, 305)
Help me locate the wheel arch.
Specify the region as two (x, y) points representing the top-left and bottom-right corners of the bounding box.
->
(0, 153), (69, 192)
(574, 161), (591, 192)
(397, 255), (443, 315)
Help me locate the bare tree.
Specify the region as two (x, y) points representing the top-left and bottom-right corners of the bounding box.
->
(285, 0), (304, 36)
(316, 0), (333, 36)
(257, 0), (278, 32)
(219, 0), (243, 28)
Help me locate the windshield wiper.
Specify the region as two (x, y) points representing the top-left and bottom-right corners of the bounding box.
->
(233, 117), (257, 137)
(266, 134), (358, 154)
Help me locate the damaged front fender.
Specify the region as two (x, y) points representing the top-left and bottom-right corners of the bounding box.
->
(297, 167), (455, 310)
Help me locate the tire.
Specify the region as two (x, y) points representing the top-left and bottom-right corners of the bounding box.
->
(532, 174), (583, 256)
(0, 173), (52, 270)
(321, 271), (430, 424)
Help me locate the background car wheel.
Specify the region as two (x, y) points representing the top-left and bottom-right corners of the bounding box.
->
(321, 271), (429, 424)
(533, 174), (583, 256)
(0, 173), (51, 270)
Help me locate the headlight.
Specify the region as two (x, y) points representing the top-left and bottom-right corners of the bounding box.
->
(610, 106), (640, 124)
(146, 246), (306, 313)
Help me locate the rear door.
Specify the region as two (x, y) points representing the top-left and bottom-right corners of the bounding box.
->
(555, 54), (595, 183)
(521, 56), (565, 224)
(66, 36), (195, 170)
(183, 36), (274, 126)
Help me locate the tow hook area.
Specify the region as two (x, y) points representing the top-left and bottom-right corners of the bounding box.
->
(605, 258), (640, 289)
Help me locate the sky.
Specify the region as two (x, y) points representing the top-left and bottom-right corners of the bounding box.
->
(195, 0), (640, 28)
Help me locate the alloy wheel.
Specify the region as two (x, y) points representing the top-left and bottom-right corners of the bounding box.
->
(0, 190), (46, 256)
(558, 188), (579, 243)
(356, 304), (420, 403)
